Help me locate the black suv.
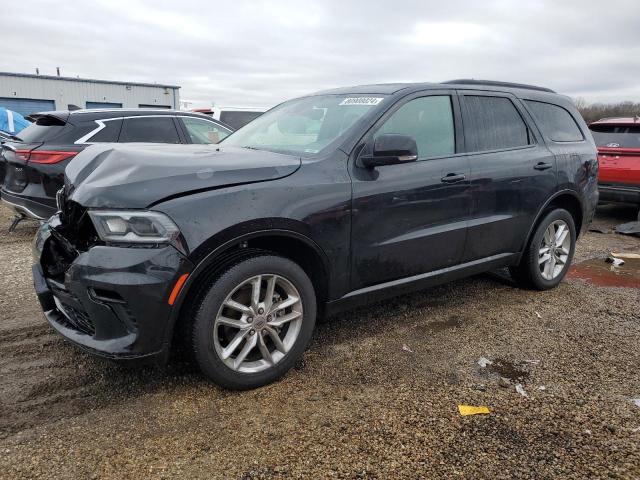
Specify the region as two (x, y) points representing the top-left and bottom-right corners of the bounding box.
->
(33, 80), (598, 390)
(1, 109), (232, 221)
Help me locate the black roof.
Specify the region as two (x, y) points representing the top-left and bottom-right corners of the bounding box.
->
(313, 80), (557, 97)
(28, 108), (214, 122)
(442, 79), (555, 93)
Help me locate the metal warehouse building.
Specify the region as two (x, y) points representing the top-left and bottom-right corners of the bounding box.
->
(0, 72), (180, 116)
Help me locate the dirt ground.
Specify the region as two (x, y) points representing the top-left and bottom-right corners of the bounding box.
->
(0, 203), (639, 479)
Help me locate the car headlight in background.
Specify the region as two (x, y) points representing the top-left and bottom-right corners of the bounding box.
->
(88, 210), (181, 244)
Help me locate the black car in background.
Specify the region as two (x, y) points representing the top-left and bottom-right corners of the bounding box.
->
(1, 109), (233, 221)
(34, 80), (598, 390)
(0, 131), (16, 184)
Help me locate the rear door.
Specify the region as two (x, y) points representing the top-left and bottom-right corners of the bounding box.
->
(458, 92), (556, 261)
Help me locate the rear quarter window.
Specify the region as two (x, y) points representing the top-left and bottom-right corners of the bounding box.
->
(525, 100), (584, 142)
(86, 119), (123, 142)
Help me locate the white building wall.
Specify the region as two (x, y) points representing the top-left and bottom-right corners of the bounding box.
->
(0, 73), (180, 110)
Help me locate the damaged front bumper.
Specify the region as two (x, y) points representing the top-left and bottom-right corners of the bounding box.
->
(33, 214), (192, 363)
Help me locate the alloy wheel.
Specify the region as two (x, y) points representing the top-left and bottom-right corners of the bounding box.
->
(213, 274), (303, 373)
(538, 219), (571, 280)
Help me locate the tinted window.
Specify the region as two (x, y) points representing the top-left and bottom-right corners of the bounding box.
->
(462, 96), (530, 151)
(16, 116), (67, 142)
(182, 117), (231, 144)
(119, 117), (181, 143)
(87, 119), (122, 142)
(376, 96), (455, 159)
(525, 101), (583, 142)
(590, 124), (640, 148)
(220, 111), (263, 130)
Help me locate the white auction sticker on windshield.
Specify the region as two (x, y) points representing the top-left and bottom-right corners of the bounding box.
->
(339, 97), (384, 106)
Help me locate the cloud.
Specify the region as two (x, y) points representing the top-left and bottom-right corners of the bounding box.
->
(3, 0), (639, 108)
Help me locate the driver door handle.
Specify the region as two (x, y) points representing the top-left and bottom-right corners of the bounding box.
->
(534, 162), (553, 171)
(441, 173), (466, 183)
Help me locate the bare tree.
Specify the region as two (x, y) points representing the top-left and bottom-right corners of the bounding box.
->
(572, 98), (640, 124)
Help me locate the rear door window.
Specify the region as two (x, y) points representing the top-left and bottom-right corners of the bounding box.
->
(181, 117), (232, 144)
(119, 116), (181, 143)
(525, 100), (583, 142)
(375, 95), (455, 159)
(461, 96), (531, 152)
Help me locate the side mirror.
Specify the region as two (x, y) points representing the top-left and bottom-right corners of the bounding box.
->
(360, 134), (418, 168)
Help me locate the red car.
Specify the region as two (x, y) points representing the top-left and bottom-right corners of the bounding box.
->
(589, 117), (640, 205)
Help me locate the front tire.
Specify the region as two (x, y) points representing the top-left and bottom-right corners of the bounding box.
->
(191, 255), (316, 390)
(510, 208), (576, 290)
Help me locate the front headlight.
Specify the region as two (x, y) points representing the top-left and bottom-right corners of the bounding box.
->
(88, 210), (180, 244)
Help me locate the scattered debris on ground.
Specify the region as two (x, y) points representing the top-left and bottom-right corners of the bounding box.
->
(606, 255), (625, 266)
(477, 356), (493, 368)
(1, 204), (639, 478)
(515, 383), (529, 398)
(589, 225), (612, 234)
(458, 405), (491, 416)
(616, 220), (640, 237)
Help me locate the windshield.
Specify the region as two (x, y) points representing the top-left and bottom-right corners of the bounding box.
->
(221, 94), (386, 155)
(590, 125), (640, 149)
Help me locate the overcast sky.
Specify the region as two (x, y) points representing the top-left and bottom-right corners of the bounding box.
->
(4, 0), (640, 109)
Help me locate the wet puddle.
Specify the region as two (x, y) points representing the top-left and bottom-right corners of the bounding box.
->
(487, 358), (530, 382)
(428, 314), (467, 331)
(416, 314), (470, 334)
(566, 257), (640, 289)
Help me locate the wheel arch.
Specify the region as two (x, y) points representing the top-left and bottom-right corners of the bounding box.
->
(518, 190), (584, 261)
(166, 220), (331, 351)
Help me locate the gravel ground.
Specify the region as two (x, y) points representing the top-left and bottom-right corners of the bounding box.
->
(0, 203), (639, 479)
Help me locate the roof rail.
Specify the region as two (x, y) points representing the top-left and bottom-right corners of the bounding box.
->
(595, 116), (640, 123)
(442, 79), (555, 93)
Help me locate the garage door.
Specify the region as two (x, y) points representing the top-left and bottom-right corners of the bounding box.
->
(86, 101), (122, 109)
(0, 98), (56, 116)
(138, 104), (171, 109)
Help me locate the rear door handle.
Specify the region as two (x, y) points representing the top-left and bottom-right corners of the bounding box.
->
(441, 173), (466, 183)
(534, 162), (553, 171)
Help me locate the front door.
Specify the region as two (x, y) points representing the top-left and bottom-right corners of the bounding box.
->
(350, 92), (471, 290)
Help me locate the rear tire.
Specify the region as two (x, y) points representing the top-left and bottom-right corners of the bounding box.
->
(190, 255), (316, 390)
(510, 208), (576, 290)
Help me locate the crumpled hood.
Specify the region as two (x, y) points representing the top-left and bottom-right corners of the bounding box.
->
(65, 143), (301, 208)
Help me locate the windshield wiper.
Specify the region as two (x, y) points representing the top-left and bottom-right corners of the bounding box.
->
(241, 146), (261, 150)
